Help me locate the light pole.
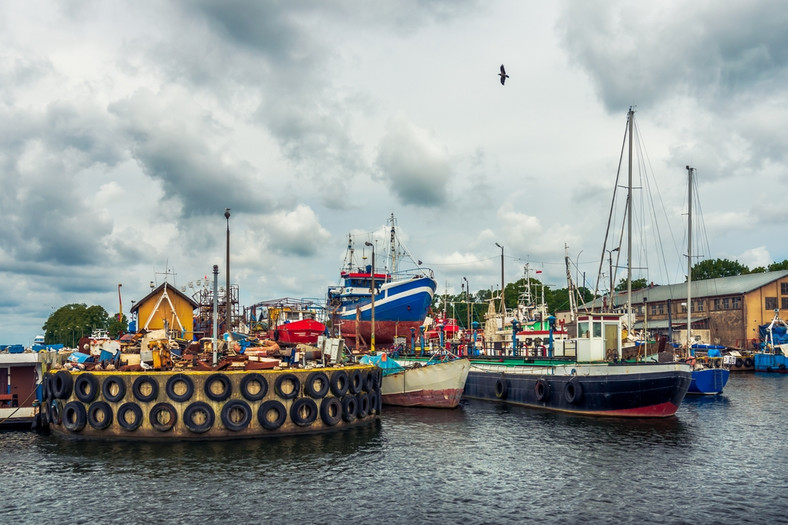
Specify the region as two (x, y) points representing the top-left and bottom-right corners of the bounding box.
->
(225, 208), (232, 341)
(365, 241), (376, 353)
(463, 276), (470, 357)
(495, 242), (504, 314)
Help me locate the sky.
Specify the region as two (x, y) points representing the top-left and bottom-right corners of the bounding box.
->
(2, 0), (787, 345)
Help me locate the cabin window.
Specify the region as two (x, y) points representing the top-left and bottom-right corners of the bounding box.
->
(593, 322), (602, 337)
(578, 321), (589, 338)
(765, 297), (778, 310)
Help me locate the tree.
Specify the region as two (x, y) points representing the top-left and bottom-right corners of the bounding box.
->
(615, 277), (648, 292)
(768, 260), (788, 271)
(691, 258), (749, 280)
(42, 303), (110, 346)
(107, 314), (128, 338)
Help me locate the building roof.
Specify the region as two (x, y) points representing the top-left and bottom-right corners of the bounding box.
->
(582, 270), (788, 309)
(129, 282), (200, 312)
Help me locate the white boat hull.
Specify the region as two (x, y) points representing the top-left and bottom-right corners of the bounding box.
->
(381, 358), (470, 408)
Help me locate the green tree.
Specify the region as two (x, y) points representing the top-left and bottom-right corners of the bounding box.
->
(615, 277), (648, 292)
(768, 260), (788, 271)
(42, 303), (110, 346)
(107, 314), (128, 338)
(691, 258), (749, 280)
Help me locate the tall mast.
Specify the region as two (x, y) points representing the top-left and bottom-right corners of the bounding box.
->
(388, 213), (397, 275)
(686, 165), (694, 352)
(626, 107), (634, 332)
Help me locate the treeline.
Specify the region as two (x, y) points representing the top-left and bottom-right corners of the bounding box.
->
(41, 304), (127, 346)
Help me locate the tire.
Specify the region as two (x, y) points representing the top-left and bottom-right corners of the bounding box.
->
(349, 369), (363, 394)
(240, 373), (268, 401)
(204, 374), (232, 402)
(132, 375), (159, 403)
(166, 374), (195, 403)
(184, 401), (215, 434)
(74, 373), (99, 403)
(49, 399), (63, 425)
(305, 371), (330, 399)
(320, 397), (342, 426)
(735, 358), (743, 368)
(371, 368), (382, 391)
(149, 402), (178, 432)
(356, 392), (370, 418)
(341, 395), (358, 422)
(495, 377), (507, 399)
(102, 376), (126, 403)
(42, 373), (52, 403)
(87, 401), (113, 430)
(290, 398), (318, 426)
(535, 378), (549, 402)
(117, 402), (143, 431)
(744, 358), (754, 368)
(275, 374), (300, 400)
(564, 379), (583, 404)
(258, 400), (287, 430)
(220, 400), (251, 432)
(363, 371), (374, 393)
(329, 370), (349, 397)
(53, 370), (74, 399)
(62, 401), (87, 432)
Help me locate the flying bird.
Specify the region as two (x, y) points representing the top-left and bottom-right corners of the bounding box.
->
(499, 64), (509, 85)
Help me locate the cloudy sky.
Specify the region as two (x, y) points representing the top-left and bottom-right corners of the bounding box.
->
(2, 0), (787, 344)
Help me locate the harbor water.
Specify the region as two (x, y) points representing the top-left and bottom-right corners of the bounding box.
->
(2, 373), (786, 524)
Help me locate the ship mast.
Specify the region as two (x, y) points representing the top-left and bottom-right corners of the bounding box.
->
(388, 213), (397, 276)
(686, 165), (694, 355)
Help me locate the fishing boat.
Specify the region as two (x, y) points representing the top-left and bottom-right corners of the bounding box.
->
(360, 353), (470, 408)
(327, 214), (437, 348)
(754, 310), (788, 372)
(246, 298), (327, 346)
(464, 109), (692, 417)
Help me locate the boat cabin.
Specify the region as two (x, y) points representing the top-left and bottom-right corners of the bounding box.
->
(575, 313), (623, 362)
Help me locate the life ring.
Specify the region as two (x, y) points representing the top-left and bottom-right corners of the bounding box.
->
(183, 401), (215, 434)
(62, 401), (87, 432)
(204, 373), (232, 402)
(102, 376), (126, 403)
(495, 377), (508, 399)
(564, 378), (583, 404)
(49, 399), (63, 425)
(74, 373), (99, 403)
(53, 370), (74, 399)
(363, 371), (374, 393)
(240, 373), (268, 401)
(149, 402), (178, 432)
(329, 370), (349, 397)
(735, 358), (743, 368)
(744, 358), (754, 368)
(356, 393), (370, 418)
(87, 401), (113, 430)
(348, 369), (363, 394)
(165, 374), (195, 403)
(275, 373), (301, 400)
(341, 395), (358, 422)
(320, 397), (342, 426)
(258, 400), (287, 430)
(290, 398), (318, 427)
(220, 400), (251, 432)
(132, 375), (159, 403)
(117, 402), (143, 431)
(534, 378), (549, 402)
(305, 371), (330, 398)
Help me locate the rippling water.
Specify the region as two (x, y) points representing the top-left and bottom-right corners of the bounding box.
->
(2, 373), (786, 524)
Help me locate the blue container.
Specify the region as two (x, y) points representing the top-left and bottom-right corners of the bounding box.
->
(7, 344), (24, 354)
(68, 352), (94, 363)
(99, 349), (117, 362)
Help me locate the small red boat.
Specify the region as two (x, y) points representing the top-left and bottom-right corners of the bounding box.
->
(247, 298), (327, 346)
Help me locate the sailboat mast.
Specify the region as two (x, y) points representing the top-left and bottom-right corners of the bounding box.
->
(389, 213), (397, 276)
(686, 165), (694, 352)
(626, 107), (634, 331)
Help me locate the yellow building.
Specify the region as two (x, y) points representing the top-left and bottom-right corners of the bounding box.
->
(130, 282), (199, 339)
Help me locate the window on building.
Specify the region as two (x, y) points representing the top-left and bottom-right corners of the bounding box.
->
(714, 298), (722, 310)
(782, 297), (788, 310)
(696, 300), (704, 312)
(658, 303), (664, 314)
(723, 298), (730, 310)
(782, 282), (788, 295)
(732, 297), (741, 310)
(651, 304), (657, 315)
(766, 297), (778, 310)
(680, 303), (687, 314)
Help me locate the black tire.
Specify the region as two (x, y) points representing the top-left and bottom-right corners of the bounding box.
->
(62, 401), (87, 432)
(149, 402), (177, 432)
(341, 395), (358, 422)
(204, 374), (232, 402)
(369, 390), (382, 415)
(356, 392), (370, 418)
(49, 399), (63, 425)
(132, 375), (159, 403)
(275, 374), (300, 400)
(102, 375), (126, 403)
(53, 370), (74, 399)
(221, 400), (251, 432)
(564, 379), (583, 404)
(363, 370), (374, 393)
(87, 401), (113, 430)
(495, 377), (507, 399)
(117, 402), (143, 431)
(744, 358), (754, 368)
(320, 397), (342, 426)
(74, 373), (99, 403)
(258, 400), (287, 430)
(240, 373), (268, 401)
(535, 378), (549, 402)
(42, 373), (52, 403)
(735, 358), (744, 368)
(349, 369), (363, 394)
(305, 371), (330, 399)
(166, 374), (195, 403)
(183, 401), (215, 434)
(329, 370), (349, 397)
(290, 398), (318, 426)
